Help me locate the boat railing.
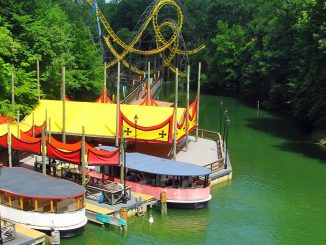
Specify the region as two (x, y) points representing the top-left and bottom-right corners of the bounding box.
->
(196, 129), (225, 173)
(0, 192), (85, 214)
(1, 221), (15, 243)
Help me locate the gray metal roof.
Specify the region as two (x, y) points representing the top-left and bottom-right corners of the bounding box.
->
(0, 167), (85, 199)
(98, 146), (211, 176)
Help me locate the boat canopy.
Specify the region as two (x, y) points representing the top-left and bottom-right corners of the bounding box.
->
(0, 167), (85, 199)
(0, 96), (197, 143)
(98, 146), (211, 177)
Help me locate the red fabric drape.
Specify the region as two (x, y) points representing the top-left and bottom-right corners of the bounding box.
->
(11, 135), (41, 155)
(139, 92), (159, 106)
(95, 88), (113, 103)
(47, 142), (81, 164)
(87, 146), (119, 166)
(188, 93), (198, 121)
(19, 131), (43, 143)
(0, 115), (12, 124)
(49, 136), (81, 151)
(21, 122), (46, 137)
(0, 134), (8, 147)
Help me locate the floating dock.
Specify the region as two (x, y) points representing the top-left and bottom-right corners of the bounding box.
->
(85, 192), (156, 229)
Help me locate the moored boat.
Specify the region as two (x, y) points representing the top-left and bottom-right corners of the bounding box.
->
(98, 146), (212, 209)
(0, 167), (87, 237)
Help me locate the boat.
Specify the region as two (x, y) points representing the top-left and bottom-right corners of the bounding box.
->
(0, 167), (87, 237)
(97, 146), (212, 209)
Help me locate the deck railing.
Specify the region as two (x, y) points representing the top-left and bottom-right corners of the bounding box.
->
(194, 129), (225, 174)
(122, 78), (162, 104)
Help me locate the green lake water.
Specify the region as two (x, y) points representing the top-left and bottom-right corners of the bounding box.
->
(64, 83), (326, 244)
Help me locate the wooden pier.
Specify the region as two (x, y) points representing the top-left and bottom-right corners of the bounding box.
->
(1, 220), (49, 245)
(85, 191), (157, 230)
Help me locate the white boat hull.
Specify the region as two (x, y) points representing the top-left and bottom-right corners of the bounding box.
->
(0, 205), (87, 235)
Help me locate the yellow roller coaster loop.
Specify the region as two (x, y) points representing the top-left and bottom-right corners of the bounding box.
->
(86, 0), (205, 76)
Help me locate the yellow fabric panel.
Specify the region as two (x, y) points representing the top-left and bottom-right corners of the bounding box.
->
(120, 104), (184, 126)
(0, 123), (20, 138)
(122, 119), (172, 142)
(0, 124), (7, 136)
(19, 100), (188, 140)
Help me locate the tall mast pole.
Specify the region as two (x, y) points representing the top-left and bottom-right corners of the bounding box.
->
(81, 126), (86, 186)
(7, 121), (12, 167)
(37, 59), (40, 101)
(115, 62), (121, 146)
(173, 69), (179, 160)
(195, 62), (201, 142)
(103, 62), (107, 103)
(11, 64), (15, 105)
(62, 66), (66, 143)
(147, 61), (151, 105)
(185, 65), (190, 151)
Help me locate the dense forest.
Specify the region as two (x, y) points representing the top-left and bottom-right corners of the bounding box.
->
(0, 0), (325, 141)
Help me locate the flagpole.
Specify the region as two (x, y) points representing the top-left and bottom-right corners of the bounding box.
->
(173, 69), (179, 160)
(115, 62), (121, 146)
(195, 62), (201, 142)
(147, 61), (151, 105)
(185, 65), (190, 151)
(103, 62), (107, 103)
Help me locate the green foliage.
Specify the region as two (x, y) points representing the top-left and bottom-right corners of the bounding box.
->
(0, 0), (103, 117)
(0, 0), (324, 135)
(203, 0), (325, 132)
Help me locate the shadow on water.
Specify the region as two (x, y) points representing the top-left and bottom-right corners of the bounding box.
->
(273, 141), (326, 164)
(246, 117), (326, 164)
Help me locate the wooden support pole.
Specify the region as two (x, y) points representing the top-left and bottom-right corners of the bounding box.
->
(8, 195), (12, 207)
(160, 191), (167, 215)
(103, 62), (107, 103)
(119, 127), (124, 185)
(11, 64), (15, 105)
(76, 197), (80, 210)
(37, 59), (40, 101)
(19, 197), (23, 210)
(115, 62), (121, 146)
(147, 61), (151, 105)
(49, 118), (52, 141)
(81, 126), (86, 187)
(50, 200), (54, 212)
(34, 199), (38, 211)
(61, 66), (66, 143)
(195, 62), (201, 142)
(32, 112), (35, 137)
(41, 125), (46, 174)
(7, 121), (12, 167)
(128, 53), (131, 82)
(185, 65), (190, 151)
(17, 110), (20, 138)
(173, 69), (179, 160)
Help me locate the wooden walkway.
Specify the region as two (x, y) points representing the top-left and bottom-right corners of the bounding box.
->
(132, 192), (155, 201)
(6, 223), (49, 245)
(85, 202), (114, 215)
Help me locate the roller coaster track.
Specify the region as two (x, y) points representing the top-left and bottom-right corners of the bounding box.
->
(86, 0), (204, 76)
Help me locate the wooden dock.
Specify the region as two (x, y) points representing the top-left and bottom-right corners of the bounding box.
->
(85, 192), (157, 229)
(4, 222), (49, 245)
